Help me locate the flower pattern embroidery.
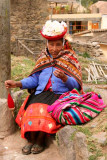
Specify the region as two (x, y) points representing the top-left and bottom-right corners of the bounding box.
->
(28, 121), (32, 126)
(40, 108), (44, 114)
(48, 123), (53, 129)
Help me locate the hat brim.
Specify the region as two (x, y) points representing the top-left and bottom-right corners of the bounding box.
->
(40, 28), (67, 40)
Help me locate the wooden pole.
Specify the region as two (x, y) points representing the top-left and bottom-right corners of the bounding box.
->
(0, 0), (11, 98)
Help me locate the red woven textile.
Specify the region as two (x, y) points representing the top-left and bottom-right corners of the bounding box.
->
(15, 96), (62, 138)
(44, 77), (52, 91)
(7, 93), (15, 110)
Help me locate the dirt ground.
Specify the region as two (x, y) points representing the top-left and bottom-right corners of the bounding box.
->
(0, 131), (62, 160)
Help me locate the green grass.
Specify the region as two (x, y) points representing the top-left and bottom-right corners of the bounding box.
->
(70, 130), (77, 140)
(72, 126), (92, 137)
(89, 150), (103, 160)
(84, 88), (94, 93)
(78, 52), (90, 58)
(11, 55), (36, 115)
(11, 55), (35, 81)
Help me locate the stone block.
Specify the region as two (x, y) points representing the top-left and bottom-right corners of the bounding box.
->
(95, 45), (100, 49)
(57, 126), (89, 160)
(91, 42), (99, 46)
(0, 99), (15, 138)
(57, 126), (76, 160)
(74, 132), (89, 160)
(92, 132), (107, 145)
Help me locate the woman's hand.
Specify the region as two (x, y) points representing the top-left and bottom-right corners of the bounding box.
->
(53, 69), (68, 82)
(5, 80), (22, 89)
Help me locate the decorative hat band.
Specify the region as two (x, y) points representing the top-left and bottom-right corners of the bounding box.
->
(40, 20), (67, 40)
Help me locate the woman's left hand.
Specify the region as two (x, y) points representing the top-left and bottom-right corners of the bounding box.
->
(53, 69), (68, 82)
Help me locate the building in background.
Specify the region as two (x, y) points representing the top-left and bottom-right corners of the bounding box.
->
(47, 0), (76, 7)
(47, 0), (86, 14)
(90, 1), (107, 29)
(48, 0), (107, 34)
(49, 14), (102, 34)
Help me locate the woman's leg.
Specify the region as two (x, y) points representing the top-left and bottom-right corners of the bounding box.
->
(31, 131), (46, 154)
(36, 131), (46, 145)
(22, 131), (38, 155)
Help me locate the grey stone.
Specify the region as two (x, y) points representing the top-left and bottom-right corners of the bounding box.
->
(57, 126), (89, 160)
(12, 90), (24, 111)
(95, 45), (100, 49)
(95, 52), (101, 57)
(91, 42), (99, 46)
(57, 126), (76, 160)
(74, 132), (89, 160)
(0, 99), (15, 138)
(92, 132), (107, 145)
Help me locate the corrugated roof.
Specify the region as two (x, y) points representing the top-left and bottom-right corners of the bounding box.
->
(90, 1), (107, 14)
(49, 13), (102, 21)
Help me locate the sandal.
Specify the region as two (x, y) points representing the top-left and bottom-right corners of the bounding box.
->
(22, 144), (33, 155)
(31, 144), (45, 154)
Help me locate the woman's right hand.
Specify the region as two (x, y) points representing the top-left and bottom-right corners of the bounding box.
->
(5, 80), (22, 89)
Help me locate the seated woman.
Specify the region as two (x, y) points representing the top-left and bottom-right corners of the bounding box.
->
(5, 20), (82, 155)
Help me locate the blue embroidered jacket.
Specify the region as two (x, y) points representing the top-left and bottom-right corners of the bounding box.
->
(21, 67), (80, 95)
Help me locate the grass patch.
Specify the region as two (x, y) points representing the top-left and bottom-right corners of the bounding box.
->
(55, 134), (59, 146)
(88, 139), (97, 152)
(89, 150), (103, 160)
(11, 55), (35, 81)
(84, 88), (94, 93)
(11, 55), (35, 115)
(70, 130), (77, 141)
(78, 52), (90, 58)
(72, 125), (92, 137)
(83, 52), (90, 58)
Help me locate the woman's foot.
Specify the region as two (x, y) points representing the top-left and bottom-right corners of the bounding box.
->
(22, 143), (33, 155)
(31, 144), (45, 154)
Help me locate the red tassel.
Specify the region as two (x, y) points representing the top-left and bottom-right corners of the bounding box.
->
(7, 93), (15, 110)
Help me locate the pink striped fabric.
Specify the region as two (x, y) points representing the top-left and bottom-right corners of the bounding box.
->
(47, 89), (106, 125)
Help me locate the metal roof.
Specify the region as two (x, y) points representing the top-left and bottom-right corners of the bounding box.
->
(49, 13), (102, 21)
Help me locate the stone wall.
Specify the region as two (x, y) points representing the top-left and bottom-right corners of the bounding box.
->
(10, 0), (49, 56)
(72, 36), (93, 43)
(70, 41), (103, 57)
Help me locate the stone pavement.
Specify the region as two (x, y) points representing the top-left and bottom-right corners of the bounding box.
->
(0, 131), (62, 160)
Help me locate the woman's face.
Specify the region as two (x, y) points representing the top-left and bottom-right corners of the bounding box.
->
(47, 39), (63, 58)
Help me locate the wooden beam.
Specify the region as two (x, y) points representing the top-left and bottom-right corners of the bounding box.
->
(18, 40), (34, 55)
